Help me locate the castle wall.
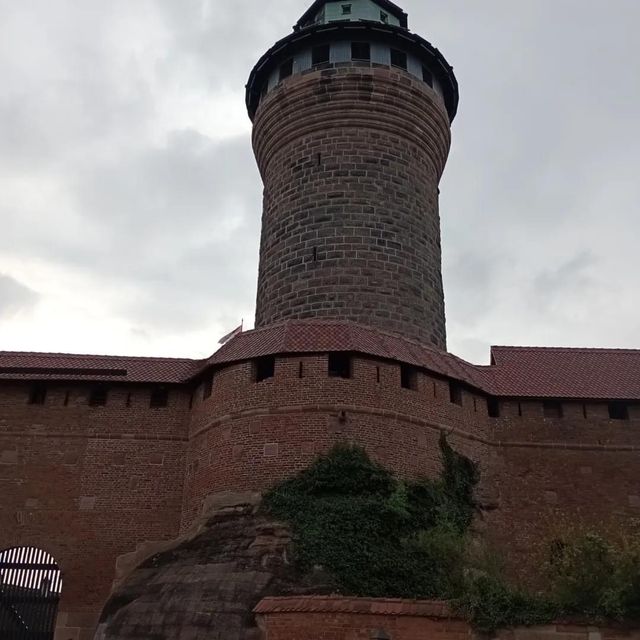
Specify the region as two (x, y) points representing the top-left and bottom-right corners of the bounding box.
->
(2, 356), (640, 637)
(182, 353), (493, 529)
(252, 65), (450, 349)
(183, 354), (640, 581)
(0, 382), (189, 639)
(484, 401), (640, 582)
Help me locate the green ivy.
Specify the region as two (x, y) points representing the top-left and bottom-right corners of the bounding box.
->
(263, 436), (640, 633)
(264, 434), (478, 599)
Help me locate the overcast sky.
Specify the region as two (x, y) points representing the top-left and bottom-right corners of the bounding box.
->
(1, 1), (638, 364)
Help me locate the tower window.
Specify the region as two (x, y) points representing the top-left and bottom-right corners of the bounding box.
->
(150, 388), (169, 409)
(28, 384), (47, 406)
(203, 374), (213, 399)
(487, 398), (501, 418)
(279, 59), (293, 81)
(351, 42), (371, 61)
(390, 49), (407, 70)
(342, 4), (352, 15)
(254, 356), (275, 383)
(380, 11), (389, 23)
(608, 402), (629, 421)
(422, 66), (433, 87)
(543, 401), (563, 419)
(312, 44), (330, 66)
(449, 382), (462, 406)
(401, 365), (418, 391)
(328, 353), (351, 379)
(89, 387), (108, 407)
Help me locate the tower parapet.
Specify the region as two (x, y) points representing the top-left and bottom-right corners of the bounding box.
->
(247, 1), (458, 349)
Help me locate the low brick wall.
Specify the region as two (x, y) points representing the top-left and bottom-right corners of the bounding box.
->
(254, 597), (640, 640)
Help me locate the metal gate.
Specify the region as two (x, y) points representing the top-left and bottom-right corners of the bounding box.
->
(0, 547), (62, 640)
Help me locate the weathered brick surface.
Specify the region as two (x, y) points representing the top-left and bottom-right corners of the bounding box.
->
(252, 65), (451, 349)
(181, 354), (491, 529)
(2, 354), (640, 638)
(255, 597), (640, 640)
(0, 382), (190, 639)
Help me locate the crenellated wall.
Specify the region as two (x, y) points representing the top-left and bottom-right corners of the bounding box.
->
(2, 353), (640, 637)
(181, 353), (492, 529)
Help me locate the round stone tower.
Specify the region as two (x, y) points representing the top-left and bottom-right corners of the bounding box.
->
(246, 0), (458, 350)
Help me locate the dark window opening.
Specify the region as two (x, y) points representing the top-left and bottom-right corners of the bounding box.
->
(298, 362), (304, 379)
(312, 44), (330, 66)
(401, 365), (418, 391)
(126, 392), (132, 407)
(422, 66), (433, 87)
(328, 353), (351, 379)
(89, 387), (108, 407)
(203, 374), (213, 399)
(380, 11), (389, 23)
(255, 356), (275, 383)
(313, 247), (318, 262)
(342, 4), (352, 15)
(609, 402), (629, 421)
(543, 401), (563, 419)
(473, 398), (478, 413)
(449, 382), (462, 406)
(582, 404), (588, 419)
(518, 402), (523, 417)
(376, 366), (381, 384)
(189, 393), (194, 409)
(64, 391), (70, 407)
(351, 41), (371, 61)
(150, 388), (169, 408)
(279, 59), (293, 81)
(29, 384), (47, 406)
(487, 397), (501, 418)
(390, 49), (407, 70)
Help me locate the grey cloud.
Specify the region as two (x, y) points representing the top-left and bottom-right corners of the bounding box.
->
(0, 274), (39, 320)
(1, 0), (640, 358)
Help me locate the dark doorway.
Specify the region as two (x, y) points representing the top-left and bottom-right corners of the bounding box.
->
(0, 547), (62, 639)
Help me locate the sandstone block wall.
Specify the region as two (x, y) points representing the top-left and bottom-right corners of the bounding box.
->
(252, 65), (451, 349)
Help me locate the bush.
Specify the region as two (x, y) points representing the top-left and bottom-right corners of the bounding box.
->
(548, 533), (640, 622)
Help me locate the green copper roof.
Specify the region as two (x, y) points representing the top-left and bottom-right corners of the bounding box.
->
(296, 0), (408, 30)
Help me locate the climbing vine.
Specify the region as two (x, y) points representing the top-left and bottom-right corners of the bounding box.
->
(263, 436), (640, 632)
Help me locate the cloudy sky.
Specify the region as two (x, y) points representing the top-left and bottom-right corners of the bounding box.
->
(0, 0), (638, 364)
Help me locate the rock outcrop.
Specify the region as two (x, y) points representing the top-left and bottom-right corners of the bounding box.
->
(94, 492), (314, 640)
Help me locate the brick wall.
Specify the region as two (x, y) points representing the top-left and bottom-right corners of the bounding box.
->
(254, 596), (640, 640)
(181, 354), (491, 528)
(0, 382), (189, 640)
(484, 400), (640, 582)
(2, 353), (640, 636)
(252, 64), (451, 349)
(183, 353), (640, 580)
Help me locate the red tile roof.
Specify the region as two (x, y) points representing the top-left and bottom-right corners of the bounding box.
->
(201, 320), (491, 391)
(2, 321), (640, 400)
(0, 351), (200, 384)
(489, 346), (640, 400)
(253, 595), (451, 618)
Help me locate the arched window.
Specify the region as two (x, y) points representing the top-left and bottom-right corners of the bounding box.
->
(0, 546), (62, 639)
